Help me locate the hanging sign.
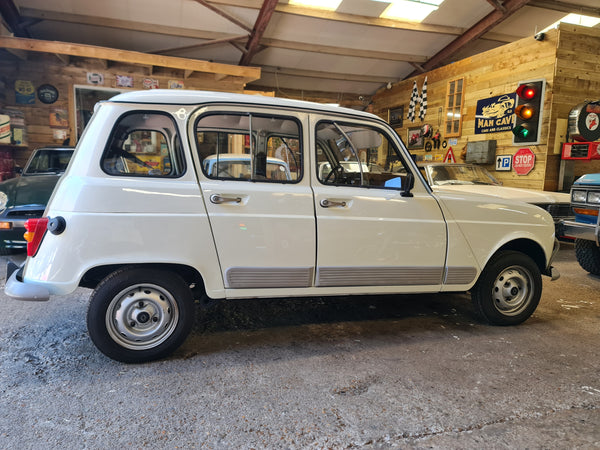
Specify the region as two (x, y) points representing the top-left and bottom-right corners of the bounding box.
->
(475, 93), (516, 134)
(15, 80), (35, 104)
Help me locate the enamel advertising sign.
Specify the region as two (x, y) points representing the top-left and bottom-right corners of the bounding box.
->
(475, 93), (517, 134)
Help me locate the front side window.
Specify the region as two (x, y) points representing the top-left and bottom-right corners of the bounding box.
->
(101, 112), (184, 177)
(195, 113), (302, 183)
(316, 121), (409, 189)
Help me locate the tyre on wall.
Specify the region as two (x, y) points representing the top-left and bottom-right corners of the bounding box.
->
(87, 267), (195, 363)
(574, 238), (600, 276)
(471, 250), (542, 325)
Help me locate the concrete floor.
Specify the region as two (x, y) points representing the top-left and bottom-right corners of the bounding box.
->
(0, 243), (598, 449)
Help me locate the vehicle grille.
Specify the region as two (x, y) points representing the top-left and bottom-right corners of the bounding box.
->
(534, 203), (572, 219)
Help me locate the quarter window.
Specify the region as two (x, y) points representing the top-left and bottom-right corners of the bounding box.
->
(316, 121), (410, 189)
(101, 112), (184, 177)
(195, 113), (302, 183)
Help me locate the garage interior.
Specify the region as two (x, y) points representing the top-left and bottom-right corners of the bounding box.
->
(0, 0), (599, 448)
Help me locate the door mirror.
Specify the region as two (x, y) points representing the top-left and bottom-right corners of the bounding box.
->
(401, 173), (414, 197)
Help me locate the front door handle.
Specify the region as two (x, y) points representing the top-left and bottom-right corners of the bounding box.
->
(320, 199), (347, 208)
(210, 194), (242, 204)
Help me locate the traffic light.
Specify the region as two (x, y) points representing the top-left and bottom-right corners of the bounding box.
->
(512, 79), (545, 145)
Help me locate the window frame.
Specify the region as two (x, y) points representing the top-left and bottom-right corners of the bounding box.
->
(444, 77), (465, 138)
(100, 110), (186, 178)
(194, 111), (303, 184)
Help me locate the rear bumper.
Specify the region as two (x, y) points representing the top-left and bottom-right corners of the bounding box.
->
(4, 263), (50, 301)
(562, 219), (599, 245)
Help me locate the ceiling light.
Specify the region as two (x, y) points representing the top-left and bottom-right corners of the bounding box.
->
(288, 0), (343, 10)
(377, 0), (444, 22)
(541, 13), (600, 33)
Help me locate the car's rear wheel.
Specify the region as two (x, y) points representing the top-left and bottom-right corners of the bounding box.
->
(471, 251), (542, 325)
(574, 238), (600, 276)
(87, 267), (195, 363)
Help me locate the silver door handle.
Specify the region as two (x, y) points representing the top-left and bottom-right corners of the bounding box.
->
(210, 194), (242, 204)
(320, 199), (347, 208)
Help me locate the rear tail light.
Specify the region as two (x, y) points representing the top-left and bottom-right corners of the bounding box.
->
(24, 218), (49, 257)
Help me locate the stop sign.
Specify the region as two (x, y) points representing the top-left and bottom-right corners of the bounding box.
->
(513, 148), (535, 175)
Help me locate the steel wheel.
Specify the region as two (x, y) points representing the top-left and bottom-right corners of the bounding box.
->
(87, 267), (195, 363)
(491, 266), (534, 316)
(471, 250), (542, 325)
(106, 283), (179, 351)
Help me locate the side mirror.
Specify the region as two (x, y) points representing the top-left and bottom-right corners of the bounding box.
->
(401, 172), (414, 197)
(15, 167), (23, 175)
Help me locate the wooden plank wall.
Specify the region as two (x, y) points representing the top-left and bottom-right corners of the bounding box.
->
(371, 29), (560, 191)
(0, 53), (250, 168)
(551, 24), (600, 183)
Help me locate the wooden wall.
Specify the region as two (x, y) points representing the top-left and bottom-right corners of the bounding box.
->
(0, 52), (251, 168)
(551, 24), (600, 182)
(372, 24), (600, 192)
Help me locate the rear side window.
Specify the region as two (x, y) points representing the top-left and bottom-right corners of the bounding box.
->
(101, 112), (185, 177)
(195, 113), (302, 183)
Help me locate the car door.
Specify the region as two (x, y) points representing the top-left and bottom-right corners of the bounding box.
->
(311, 117), (448, 291)
(193, 108), (316, 290)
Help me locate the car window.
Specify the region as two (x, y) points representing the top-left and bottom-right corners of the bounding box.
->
(195, 113), (301, 183)
(316, 121), (409, 188)
(101, 112), (185, 177)
(25, 149), (73, 174)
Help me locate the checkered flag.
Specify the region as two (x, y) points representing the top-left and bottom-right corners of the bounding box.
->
(419, 77), (428, 121)
(407, 80), (418, 122)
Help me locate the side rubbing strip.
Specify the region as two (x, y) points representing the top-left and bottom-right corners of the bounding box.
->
(226, 267), (314, 288)
(444, 266), (478, 285)
(316, 266), (444, 287)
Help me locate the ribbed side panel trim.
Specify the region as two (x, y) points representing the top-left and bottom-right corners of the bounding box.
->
(226, 267), (314, 288)
(316, 266), (444, 287)
(444, 266), (477, 285)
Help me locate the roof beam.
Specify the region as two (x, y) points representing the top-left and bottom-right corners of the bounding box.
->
(151, 34), (249, 55)
(0, 0), (30, 37)
(192, 0), (253, 32)
(239, 0), (278, 66)
(0, 36), (261, 80)
(529, 0), (600, 17)
(407, 0), (531, 77)
(261, 37), (428, 63)
(261, 65), (395, 84)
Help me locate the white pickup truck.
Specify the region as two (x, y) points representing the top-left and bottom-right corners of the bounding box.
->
(6, 90), (559, 363)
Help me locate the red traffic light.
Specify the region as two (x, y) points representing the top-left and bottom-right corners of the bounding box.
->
(516, 84), (537, 100)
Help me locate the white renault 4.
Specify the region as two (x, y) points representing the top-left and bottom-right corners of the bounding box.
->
(6, 90), (559, 363)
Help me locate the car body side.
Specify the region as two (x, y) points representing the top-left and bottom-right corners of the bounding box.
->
(15, 99), (557, 301)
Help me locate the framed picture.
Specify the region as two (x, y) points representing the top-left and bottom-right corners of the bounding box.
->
(407, 126), (424, 149)
(388, 106), (404, 127)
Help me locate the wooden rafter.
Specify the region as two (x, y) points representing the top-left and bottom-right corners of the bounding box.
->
(239, 0), (278, 66)
(151, 34), (249, 55)
(0, 36), (261, 81)
(529, 0), (600, 17)
(407, 0), (531, 77)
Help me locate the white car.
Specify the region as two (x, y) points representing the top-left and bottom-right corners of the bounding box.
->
(6, 90), (559, 363)
(420, 163), (572, 237)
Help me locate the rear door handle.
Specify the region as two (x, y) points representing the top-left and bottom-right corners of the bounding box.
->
(210, 194), (242, 204)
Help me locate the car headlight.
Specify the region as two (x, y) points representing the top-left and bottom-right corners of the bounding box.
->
(0, 191), (7, 210)
(588, 191), (600, 204)
(572, 190), (587, 203)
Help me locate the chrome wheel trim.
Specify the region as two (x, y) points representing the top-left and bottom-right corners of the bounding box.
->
(491, 265), (533, 316)
(106, 283), (179, 351)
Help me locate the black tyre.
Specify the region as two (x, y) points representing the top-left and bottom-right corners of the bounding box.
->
(574, 238), (600, 276)
(471, 251), (542, 325)
(87, 267), (195, 363)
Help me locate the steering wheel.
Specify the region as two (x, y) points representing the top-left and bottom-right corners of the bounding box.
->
(324, 165), (345, 184)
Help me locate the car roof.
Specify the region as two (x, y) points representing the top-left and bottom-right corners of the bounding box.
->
(108, 89), (378, 121)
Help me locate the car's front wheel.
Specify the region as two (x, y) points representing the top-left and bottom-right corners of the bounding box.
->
(87, 267), (195, 363)
(471, 251), (542, 325)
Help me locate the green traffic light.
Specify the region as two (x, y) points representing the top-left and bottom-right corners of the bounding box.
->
(512, 125), (530, 138)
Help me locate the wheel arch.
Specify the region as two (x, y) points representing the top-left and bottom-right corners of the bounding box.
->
(493, 238), (546, 273)
(80, 263), (206, 295)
